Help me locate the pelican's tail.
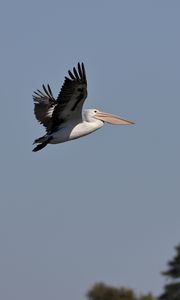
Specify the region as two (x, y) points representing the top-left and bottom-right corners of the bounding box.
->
(32, 135), (52, 152)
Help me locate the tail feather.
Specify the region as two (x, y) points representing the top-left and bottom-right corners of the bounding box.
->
(33, 135), (48, 145)
(32, 142), (49, 152)
(32, 136), (52, 152)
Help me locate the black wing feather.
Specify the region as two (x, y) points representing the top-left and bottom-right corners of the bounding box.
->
(51, 63), (87, 129)
(73, 67), (80, 80)
(47, 84), (54, 97)
(77, 62), (83, 78)
(68, 70), (76, 80)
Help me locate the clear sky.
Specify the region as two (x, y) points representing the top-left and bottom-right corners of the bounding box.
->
(0, 1), (180, 299)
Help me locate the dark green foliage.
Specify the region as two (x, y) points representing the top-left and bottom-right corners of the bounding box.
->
(87, 282), (156, 300)
(159, 243), (180, 300)
(159, 283), (180, 300)
(161, 244), (180, 279)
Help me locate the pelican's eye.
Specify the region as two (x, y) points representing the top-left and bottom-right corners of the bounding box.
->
(94, 110), (97, 113)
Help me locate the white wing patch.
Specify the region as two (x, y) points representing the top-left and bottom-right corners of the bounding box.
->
(46, 105), (57, 118)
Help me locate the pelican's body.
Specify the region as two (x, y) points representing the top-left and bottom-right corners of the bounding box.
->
(50, 110), (103, 144)
(32, 63), (134, 151)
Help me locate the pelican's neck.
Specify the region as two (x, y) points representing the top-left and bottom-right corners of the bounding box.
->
(82, 109), (91, 122)
(83, 110), (103, 128)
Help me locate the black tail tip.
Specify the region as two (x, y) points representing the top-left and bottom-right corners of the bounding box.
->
(32, 142), (48, 152)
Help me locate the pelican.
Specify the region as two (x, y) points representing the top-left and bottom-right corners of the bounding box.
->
(32, 63), (134, 152)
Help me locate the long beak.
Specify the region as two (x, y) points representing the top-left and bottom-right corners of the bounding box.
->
(95, 111), (134, 125)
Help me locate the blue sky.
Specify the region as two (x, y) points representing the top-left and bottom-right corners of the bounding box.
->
(0, 1), (180, 299)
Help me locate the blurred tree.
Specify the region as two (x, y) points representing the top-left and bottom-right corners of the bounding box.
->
(87, 282), (156, 300)
(159, 243), (180, 300)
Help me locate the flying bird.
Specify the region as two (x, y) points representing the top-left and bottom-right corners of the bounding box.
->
(32, 63), (134, 152)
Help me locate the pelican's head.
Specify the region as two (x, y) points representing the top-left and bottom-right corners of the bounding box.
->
(85, 109), (134, 125)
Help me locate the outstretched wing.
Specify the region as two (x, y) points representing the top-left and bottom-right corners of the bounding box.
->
(33, 84), (56, 132)
(51, 62), (87, 130)
(33, 63), (87, 133)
